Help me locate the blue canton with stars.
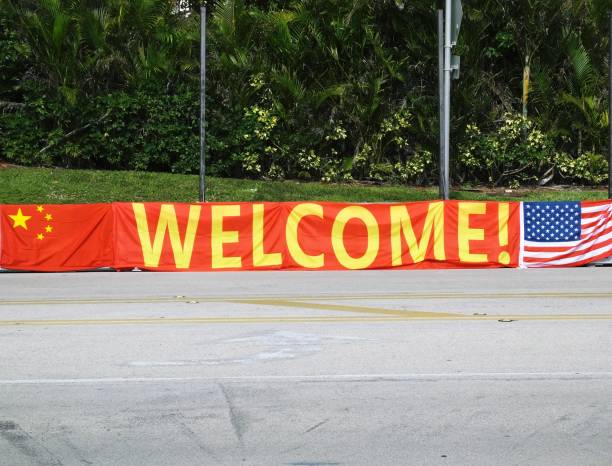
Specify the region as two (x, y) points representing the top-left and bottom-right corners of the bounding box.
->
(524, 202), (581, 242)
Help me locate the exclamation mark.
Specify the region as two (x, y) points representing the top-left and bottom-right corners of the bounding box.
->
(498, 203), (510, 265)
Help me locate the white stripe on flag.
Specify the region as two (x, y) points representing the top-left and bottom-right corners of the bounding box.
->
(581, 204), (612, 214)
(524, 242), (612, 267)
(525, 221), (612, 249)
(523, 229), (612, 259)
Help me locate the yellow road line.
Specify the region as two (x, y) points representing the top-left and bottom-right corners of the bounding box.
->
(3, 291), (612, 306)
(2, 314), (612, 326)
(0, 316), (393, 326)
(228, 299), (460, 318)
(264, 292), (612, 300)
(0, 297), (188, 306)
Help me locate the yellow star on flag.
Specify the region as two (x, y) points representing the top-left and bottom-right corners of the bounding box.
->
(9, 208), (31, 230)
(37, 233), (44, 241)
(45, 225), (53, 233)
(36, 205), (44, 213)
(45, 213), (53, 221)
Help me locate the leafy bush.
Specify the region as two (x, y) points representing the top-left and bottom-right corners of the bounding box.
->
(556, 151), (608, 185)
(458, 114), (608, 186)
(1, 86), (200, 173)
(458, 114), (557, 186)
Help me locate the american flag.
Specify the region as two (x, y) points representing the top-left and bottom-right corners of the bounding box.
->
(521, 201), (612, 267)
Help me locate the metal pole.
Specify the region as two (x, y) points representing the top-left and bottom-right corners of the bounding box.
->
(608, 11), (612, 199)
(199, 5), (207, 202)
(438, 9), (446, 200)
(442, 0), (452, 200)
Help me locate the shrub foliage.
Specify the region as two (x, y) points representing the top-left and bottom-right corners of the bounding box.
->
(1, 0), (610, 186)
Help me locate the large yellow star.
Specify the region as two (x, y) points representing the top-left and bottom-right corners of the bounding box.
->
(9, 208), (31, 230)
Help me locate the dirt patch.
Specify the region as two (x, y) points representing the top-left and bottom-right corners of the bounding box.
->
(459, 185), (607, 197)
(0, 162), (21, 169)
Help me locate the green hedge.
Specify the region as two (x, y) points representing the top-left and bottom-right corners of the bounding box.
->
(1, 0), (609, 187)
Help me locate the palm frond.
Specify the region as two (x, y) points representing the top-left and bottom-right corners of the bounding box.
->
(212, 0), (237, 38)
(272, 67), (305, 101)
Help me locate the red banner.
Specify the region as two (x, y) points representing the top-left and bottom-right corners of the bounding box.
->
(0, 201), (520, 272)
(113, 201), (520, 271)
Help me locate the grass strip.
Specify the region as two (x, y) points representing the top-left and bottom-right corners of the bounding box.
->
(0, 167), (608, 204)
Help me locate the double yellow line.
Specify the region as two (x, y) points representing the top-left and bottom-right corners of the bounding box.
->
(2, 290), (612, 307)
(1, 313), (612, 327)
(1, 291), (611, 326)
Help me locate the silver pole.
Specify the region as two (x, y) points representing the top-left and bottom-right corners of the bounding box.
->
(438, 9), (446, 200)
(608, 11), (612, 199)
(442, 0), (452, 200)
(199, 5), (207, 202)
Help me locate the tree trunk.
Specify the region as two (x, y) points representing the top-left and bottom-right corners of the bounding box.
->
(522, 55), (530, 119)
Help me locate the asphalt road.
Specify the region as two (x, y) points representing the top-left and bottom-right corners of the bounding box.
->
(1, 268), (612, 465)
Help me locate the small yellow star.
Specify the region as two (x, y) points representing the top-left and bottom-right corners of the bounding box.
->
(36, 205), (44, 213)
(45, 213), (53, 221)
(37, 233), (44, 241)
(45, 225), (53, 233)
(9, 208), (31, 230)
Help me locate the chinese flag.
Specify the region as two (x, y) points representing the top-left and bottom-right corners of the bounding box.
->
(0, 204), (114, 271)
